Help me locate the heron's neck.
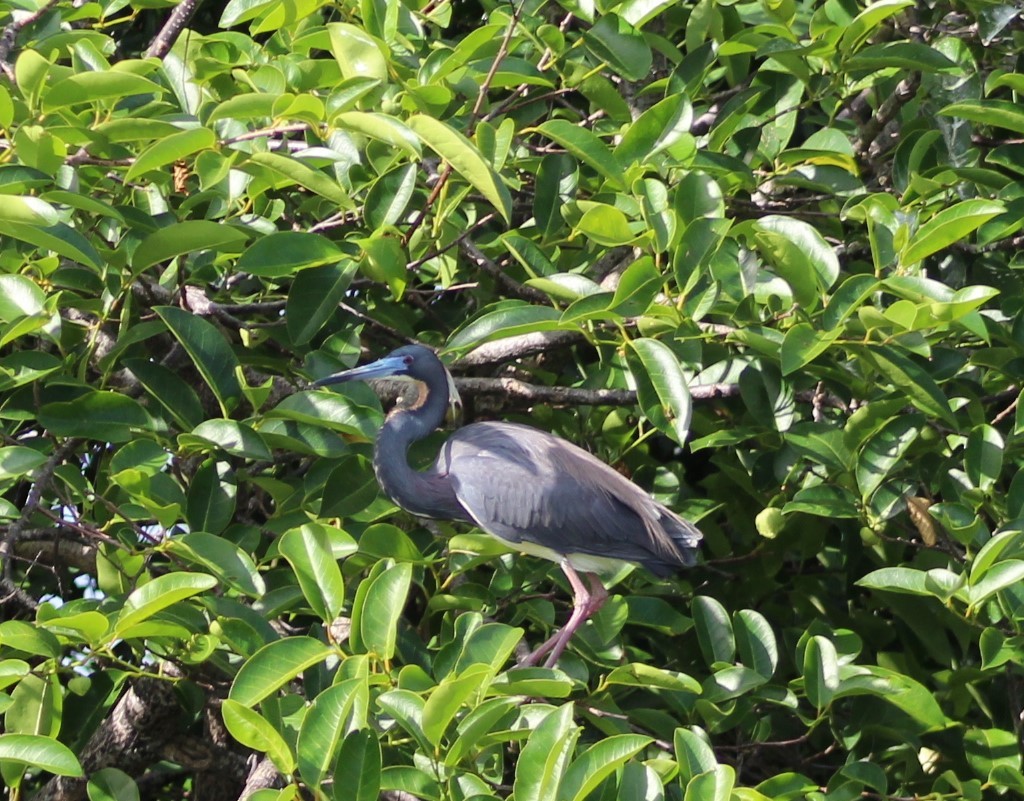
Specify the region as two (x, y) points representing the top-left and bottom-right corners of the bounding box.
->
(372, 378), (461, 519)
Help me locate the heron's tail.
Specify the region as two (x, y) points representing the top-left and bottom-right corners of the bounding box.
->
(639, 509), (702, 577)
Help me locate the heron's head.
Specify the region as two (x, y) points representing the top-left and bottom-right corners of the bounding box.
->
(314, 345), (461, 410)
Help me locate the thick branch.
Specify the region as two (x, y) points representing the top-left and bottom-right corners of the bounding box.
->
(144, 0), (204, 59)
(854, 74), (921, 160)
(355, 375), (848, 412)
(13, 534), (96, 574)
(32, 673), (183, 801)
(455, 330), (586, 367)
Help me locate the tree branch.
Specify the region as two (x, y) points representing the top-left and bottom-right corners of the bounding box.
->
(0, 0), (59, 80)
(458, 238), (549, 303)
(31, 672), (184, 801)
(455, 330), (586, 367)
(144, 0), (205, 59)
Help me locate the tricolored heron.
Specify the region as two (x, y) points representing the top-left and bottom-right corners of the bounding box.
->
(316, 345), (702, 667)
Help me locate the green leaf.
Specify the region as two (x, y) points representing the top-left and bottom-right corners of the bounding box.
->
(43, 71), (163, 109)
(834, 665), (946, 732)
(332, 729), (381, 801)
(155, 306), (243, 414)
(297, 678), (368, 785)
(236, 232), (345, 278)
(4, 222), (102, 269)
(407, 115), (512, 223)
(355, 562), (412, 662)
(628, 338), (692, 444)
(443, 697), (519, 767)
(491, 667), (574, 698)
(734, 609), (778, 679)
(901, 200), (1004, 265)
(0, 446), (46, 480)
(803, 635), (839, 710)
(0, 194), (58, 226)
(684, 764), (735, 801)
(279, 523), (348, 621)
(582, 13), (652, 81)
(246, 151), (353, 207)
(691, 596), (735, 664)
(605, 663), (701, 693)
(39, 391), (151, 442)
(0, 275), (45, 321)
(748, 215), (839, 306)
(125, 128), (216, 181)
(319, 454), (381, 517)
(328, 22), (387, 81)
(558, 734), (652, 801)
(376, 689), (431, 753)
(970, 530), (1024, 584)
(286, 260), (359, 345)
(185, 461), (237, 535)
(856, 414), (921, 501)
(447, 303), (565, 351)
(207, 92), (279, 122)
(576, 203), (638, 246)
(221, 699), (296, 773)
(702, 665), (767, 702)
(513, 703), (579, 801)
(0, 621), (61, 658)
(112, 573), (218, 636)
(87, 768), (140, 801)
(614, 94), (693, 166)
(969, 561), (1024, 611)
(0, 733), (83, 776)
(422, 664), (491, 747)
(183, 420), (271, 460)
(964, 728), (1020, 782)
(857, 345), (957, 428)
(847, 42), (959, 73)
(133, 221), (250, 272)
(823, 274), (879, 329)
(365, 164), (418, 230)
(229, 637), (334, 706)
(333, 112), (420, 158)
(168, 532), (264, 598)
(940, 100), (1024, 135)
(839, 0), (914, 53)
(534, 153), (577, 236)
(780, 323), (840, 376)
(123, 358), (205, 431)
(533, 120), (625, 189)
(856, 567), (930, 596)
(965, 424), (1004, 491)
(674, 728), (716, 784)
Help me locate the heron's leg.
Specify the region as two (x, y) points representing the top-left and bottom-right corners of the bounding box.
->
(519, 562), (609, 667)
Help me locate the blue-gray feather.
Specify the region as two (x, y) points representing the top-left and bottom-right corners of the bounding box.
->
(440, 421), (701, 575)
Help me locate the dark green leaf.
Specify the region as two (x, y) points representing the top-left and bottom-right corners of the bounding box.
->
(229, 637), (334, 706)
(156, 306), (243, 414)
(332, 729), (381, 801)
(236, 232), (345, 278)
(133, 221), (249, 272)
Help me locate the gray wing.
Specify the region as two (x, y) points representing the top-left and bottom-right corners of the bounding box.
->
(439, 421), (701, 575)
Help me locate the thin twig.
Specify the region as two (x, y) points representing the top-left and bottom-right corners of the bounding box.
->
(458, 238), (549, 303)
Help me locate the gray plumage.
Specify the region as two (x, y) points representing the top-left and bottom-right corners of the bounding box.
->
(440, 421), (700, 576)
(315, 344), (701, 666)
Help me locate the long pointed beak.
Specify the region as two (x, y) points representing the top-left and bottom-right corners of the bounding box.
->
(314, 355), (408, 387)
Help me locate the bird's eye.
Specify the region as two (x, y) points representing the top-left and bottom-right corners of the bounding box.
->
(403, 356), (413, 366)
